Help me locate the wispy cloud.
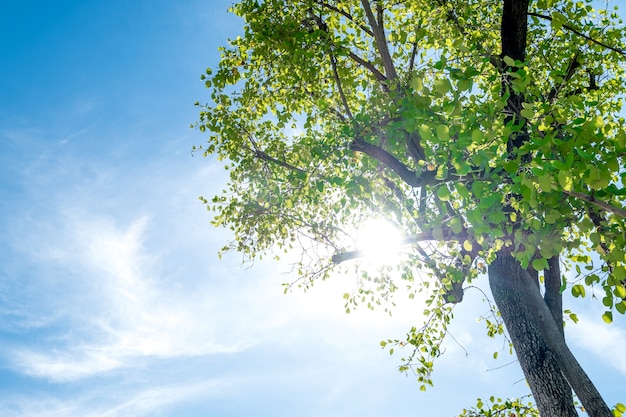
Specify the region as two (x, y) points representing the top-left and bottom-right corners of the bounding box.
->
(0, 378), (230, 417)
(5, 209), (246, 382)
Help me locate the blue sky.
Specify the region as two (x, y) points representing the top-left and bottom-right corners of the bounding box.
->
(0, 1), (624, 416)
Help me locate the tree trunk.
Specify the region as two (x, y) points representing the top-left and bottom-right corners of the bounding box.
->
(488, 251), (577, 416)
(488, 250), (612, 417)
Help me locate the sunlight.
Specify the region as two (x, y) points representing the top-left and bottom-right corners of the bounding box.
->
(356, 218), (403, 264)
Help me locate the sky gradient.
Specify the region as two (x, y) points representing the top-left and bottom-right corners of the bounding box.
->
(0, 1), (625, 416)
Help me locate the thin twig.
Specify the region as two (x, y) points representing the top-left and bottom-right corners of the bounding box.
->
(528, 11), (626, 57)
(564, 189), (626, 219)
(318, 1), (374, 37)
(329, 53), (354, 119)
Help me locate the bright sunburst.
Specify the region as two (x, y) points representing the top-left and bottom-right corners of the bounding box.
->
(356, 218), (403, 264)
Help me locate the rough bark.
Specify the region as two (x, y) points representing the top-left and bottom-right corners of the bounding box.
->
(489, 252), (578, 417)
(496, 2), (612, 415)
(489, 251), (612, 417)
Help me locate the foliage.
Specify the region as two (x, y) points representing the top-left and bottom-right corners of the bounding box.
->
(195, 0), (626, 411)
(457, 395), (541, 417)
(614, 403), (626, 417)
(456, 398), (626, 416)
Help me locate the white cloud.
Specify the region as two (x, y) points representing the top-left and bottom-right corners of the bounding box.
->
(568, 313), (626, 376)
(0, 379), (229, 417)
(6, 210), (247, 382)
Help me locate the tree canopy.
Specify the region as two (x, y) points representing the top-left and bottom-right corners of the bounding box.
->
(195, 0), (626, 415)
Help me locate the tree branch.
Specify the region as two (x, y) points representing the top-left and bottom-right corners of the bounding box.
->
(501, 0), (530, 62)
(347, 51), (388, 84)
(317, 1), (374, 37)
(350, 138), (437, 187)
(563, 189), (626, 219)
(360, 0), (398, 79)
(547, 51), (582, 102)
(528, 12), (626, 57)
(247, 134), (306, 174)
(332, 227), (473, 266)
(329, 53), (354, 119)
(408, 39), (418, 76)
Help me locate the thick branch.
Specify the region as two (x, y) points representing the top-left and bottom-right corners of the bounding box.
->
(347, 51), (388, 84)
(408, 39), (418, 76)
(547, 51), (581, 102)
(360, 0), (398, 79)
(501, 0), (530, 160)
(528, 12), (626, 57)
(350, 138), (436, 187)
(331, 227), (474, 264)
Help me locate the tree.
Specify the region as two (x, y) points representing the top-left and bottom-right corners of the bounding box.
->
(195, 1), (626, 415)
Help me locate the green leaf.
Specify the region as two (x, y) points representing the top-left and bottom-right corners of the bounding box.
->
(551, 11), (566, 30)
(532, 258), (549, 271)
(557, 171), (573, 191)
(538, 174), (552, 192)
(419, 124), (433, 140)
(602, 311), (613, 324)
(436, 185), (450, 201)
(436, 124), (450, 141)
(571, 284), (586, 298)
(520, 107), (534, 119)
(434, 78), (451, 95)
(410, 76), (423, 92)
(503, 55), (516, 67)
(449, 217), (463, 234)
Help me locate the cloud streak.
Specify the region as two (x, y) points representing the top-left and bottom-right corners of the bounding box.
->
(5, 209), (247, 382)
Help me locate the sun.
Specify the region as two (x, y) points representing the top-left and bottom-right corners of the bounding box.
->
(356, 218), (403, 264)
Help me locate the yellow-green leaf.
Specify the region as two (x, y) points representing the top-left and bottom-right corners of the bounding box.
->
(532, 257), (549, 271)
(434, 78), (451, 95)
(437, 185), (450, 201)
(572, 284), (586, 298)
(436, 124), (450, 141)
(558, 171), (573, 191)
(411, 76), (423, 92)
